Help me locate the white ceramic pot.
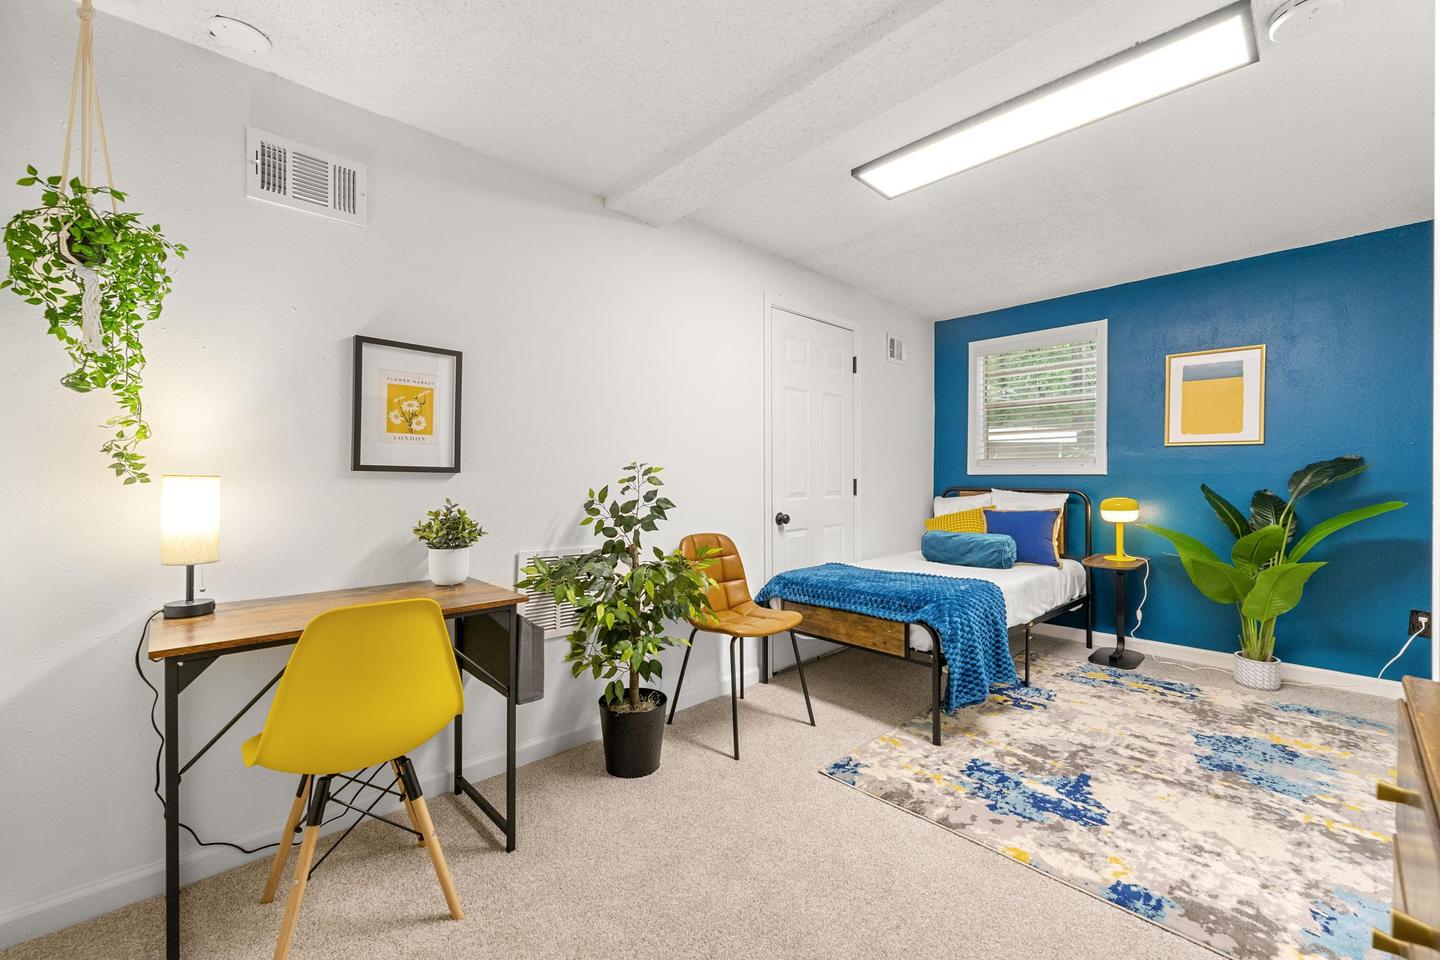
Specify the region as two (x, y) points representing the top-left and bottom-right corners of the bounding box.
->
(1233, 651), (1282, 691)
(427, 547), (470, 586)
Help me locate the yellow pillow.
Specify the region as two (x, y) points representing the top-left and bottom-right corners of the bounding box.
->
(925, 507), (990, 533)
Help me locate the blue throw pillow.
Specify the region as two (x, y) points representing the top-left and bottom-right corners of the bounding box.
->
(921, 531), (1016, 569)
(983, 510), (1062, 567)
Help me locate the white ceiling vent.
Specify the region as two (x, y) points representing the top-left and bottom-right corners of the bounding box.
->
(515, 548), (588, 638)
(886, 333), (910, 365)
(245, 127), (367, 226)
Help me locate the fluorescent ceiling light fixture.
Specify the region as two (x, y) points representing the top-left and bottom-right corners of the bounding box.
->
(853, 3), (1258, 199)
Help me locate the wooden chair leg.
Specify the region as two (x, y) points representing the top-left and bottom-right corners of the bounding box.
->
(391, 760), (425, 846)
(273, 776), (330, 960)
(261, 776), (312, 904)
(396, 757), (464, 920)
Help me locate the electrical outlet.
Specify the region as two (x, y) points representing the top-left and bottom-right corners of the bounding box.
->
(1410, 610), (1432, 638)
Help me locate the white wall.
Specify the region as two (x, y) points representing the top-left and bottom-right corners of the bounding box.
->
(0, 0), (933, 945)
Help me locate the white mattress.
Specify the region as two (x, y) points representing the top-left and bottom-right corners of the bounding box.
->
(799, 552), (1087, 653)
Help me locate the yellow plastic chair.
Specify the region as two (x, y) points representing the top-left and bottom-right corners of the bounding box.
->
(243, 598), (465, 960)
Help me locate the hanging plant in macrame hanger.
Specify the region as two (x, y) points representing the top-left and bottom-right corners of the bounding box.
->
(2, 0), (186, 484)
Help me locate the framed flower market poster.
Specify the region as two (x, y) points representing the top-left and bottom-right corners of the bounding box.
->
(351, 336), (462, 472)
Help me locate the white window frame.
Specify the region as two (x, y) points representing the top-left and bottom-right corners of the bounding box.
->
(967, 319), (1108, 476)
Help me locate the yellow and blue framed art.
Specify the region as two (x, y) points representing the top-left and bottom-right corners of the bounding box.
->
(1164, 344), (1265, 446)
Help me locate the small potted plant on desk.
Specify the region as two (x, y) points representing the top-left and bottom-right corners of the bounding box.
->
(414, 498), (487, 585)
(1138, 455), (1404, 691)
(519, 462), (713, 778)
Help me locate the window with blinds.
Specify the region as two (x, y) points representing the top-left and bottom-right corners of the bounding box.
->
(967, 320), (1108, 475)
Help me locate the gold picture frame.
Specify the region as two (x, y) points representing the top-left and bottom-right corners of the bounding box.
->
(1164, 344), (1266, 446)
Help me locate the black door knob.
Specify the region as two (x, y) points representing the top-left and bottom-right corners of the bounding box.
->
(775, 512), (791, 526)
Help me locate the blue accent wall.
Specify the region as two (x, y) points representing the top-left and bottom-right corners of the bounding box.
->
(934, 222), (1433, 678)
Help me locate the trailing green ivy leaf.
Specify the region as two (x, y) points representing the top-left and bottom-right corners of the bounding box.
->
(3, 168), (186, 483)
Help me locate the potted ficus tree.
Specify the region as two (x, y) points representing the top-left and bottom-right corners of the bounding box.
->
(3, 170), (186, 483)
(518, 462), (714, 778)
(413, 499), (487, 585)
(1138, 455), (1404, 690)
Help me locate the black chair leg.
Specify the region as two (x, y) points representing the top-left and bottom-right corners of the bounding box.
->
(668, 627), (697, 725)
(739, 640), (745, 699)
(1085, 575), (1095, 649)
(761, 635), (771, 683)
(788, 630), (815, 726)
(1023, 624), (1032, 686)
(729, 635), (740, 761)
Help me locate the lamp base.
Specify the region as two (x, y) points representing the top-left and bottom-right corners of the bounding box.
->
(1103, 553), (1137, 563)
(163, 597), (215, 619)
(1089, 646), (1145, 670)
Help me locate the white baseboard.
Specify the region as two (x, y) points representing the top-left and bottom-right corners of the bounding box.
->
(0, 667), (757, 950)
(1033, 625), (1404, 699)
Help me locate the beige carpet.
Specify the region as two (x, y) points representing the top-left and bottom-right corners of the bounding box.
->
(4, 636), (1395, 960)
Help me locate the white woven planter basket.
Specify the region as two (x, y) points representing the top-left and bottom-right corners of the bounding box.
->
(1233, 651), (1282, 691)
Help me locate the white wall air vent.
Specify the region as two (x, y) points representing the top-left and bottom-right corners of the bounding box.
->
(515, 547), (588, 638)
(245, 127), (367, 226)
(886, 333), (910, 365)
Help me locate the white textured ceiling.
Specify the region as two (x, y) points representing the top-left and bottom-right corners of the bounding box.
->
(93, 0), (1433, 318)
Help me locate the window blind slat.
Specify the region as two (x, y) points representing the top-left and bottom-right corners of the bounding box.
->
(977, 331), (1100, 465)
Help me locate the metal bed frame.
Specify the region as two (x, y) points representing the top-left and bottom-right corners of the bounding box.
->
(762, 487), (1094, 746)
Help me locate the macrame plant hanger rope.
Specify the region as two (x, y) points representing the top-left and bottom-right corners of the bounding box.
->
(58, 0), (117, 348)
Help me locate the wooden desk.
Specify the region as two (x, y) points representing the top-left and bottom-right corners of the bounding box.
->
(147, 578), (528, 960)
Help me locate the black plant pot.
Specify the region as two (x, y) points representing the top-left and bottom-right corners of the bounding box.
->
(598, 687), (667, 778)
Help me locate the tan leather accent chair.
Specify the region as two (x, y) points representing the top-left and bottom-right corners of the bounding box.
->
(671, 534), (815, 760)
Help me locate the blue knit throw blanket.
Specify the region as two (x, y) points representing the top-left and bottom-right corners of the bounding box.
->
(754, 563), (1014, 710)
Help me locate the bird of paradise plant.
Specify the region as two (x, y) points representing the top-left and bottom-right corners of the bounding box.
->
(1137, 455), (1405, 663)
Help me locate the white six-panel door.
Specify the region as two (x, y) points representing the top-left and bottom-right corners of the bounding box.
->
(769, 306), (856, 577)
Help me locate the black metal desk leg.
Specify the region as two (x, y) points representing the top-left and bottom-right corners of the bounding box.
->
(760, 634), (770, 683)
(505, 607), (518, 852)
(1115, 572), (1129, 660)
(931, 649), (942, 747)
(164, 659), (180, 960)
(453, 617), (464, 796)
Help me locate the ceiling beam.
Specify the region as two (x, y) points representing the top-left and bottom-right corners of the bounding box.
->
(602, 0), (1107, 226)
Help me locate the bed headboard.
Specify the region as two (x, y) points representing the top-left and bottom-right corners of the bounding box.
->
(937, 487), (1092, 560)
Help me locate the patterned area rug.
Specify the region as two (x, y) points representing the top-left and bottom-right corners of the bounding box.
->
(823, 653), (1396, 960)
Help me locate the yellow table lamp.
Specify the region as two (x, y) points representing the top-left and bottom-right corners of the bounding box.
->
(1100, 496), (1140, 562)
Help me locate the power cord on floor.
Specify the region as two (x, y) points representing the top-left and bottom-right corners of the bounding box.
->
(1124, 580), (1427, 689)
(133, 613), (351, 855)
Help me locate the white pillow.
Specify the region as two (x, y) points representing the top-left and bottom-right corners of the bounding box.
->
(992, 489), (1070, 511)
(933, 492), (993, 517)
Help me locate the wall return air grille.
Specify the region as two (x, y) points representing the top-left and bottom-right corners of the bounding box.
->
(245, 127), (367, 225)
(515, 547), (587, 638)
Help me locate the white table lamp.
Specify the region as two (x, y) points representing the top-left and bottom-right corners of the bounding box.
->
(160, 475), (220, 619)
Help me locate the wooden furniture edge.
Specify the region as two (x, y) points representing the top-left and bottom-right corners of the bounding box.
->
(147, 578), (527, 660)
(783, 601), (907, 657)
(1404, 676), (1440, 812)
(1081, 553), (1148, 572)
